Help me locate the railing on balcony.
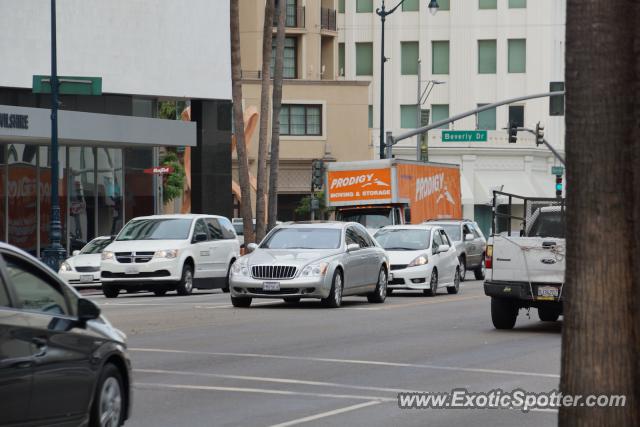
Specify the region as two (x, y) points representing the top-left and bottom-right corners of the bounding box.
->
(272, 2), (305, 29)
(321, 8), (337, 31)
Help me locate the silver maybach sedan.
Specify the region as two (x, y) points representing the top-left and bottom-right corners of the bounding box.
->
(229, 222), (389, 308)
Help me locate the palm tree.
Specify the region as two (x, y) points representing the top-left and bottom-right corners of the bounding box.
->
(267, 0), (286, 232)
(230, 0), (255, 244)
(254, 0), (275, 241)
(560, 0), (639, 425)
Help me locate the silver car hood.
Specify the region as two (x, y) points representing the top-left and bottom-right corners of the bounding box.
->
(246, 249), (342, 266)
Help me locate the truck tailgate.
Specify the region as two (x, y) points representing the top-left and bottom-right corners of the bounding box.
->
(491, 236), (565, 284)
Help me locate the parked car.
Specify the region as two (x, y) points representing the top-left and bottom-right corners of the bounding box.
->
(425, 219), (487, 281)
(101, 214), (240, 298)
(374, 225), (461, 296)
(58, 236), (114, 287)
(0, 242), (131, 426)
(229, 221), (389, 308)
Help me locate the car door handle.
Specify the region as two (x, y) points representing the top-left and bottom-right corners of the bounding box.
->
(32, 337), (48, 358)
(0, 356), (34, 369)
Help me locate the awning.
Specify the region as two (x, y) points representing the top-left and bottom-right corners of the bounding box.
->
(474, 171), (540, 204)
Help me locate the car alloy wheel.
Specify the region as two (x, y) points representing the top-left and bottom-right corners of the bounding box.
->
(447, 268), (460, 294)
(424, 270), (437, 296)
(459, 257), (466, 281)
(99, 377), (122, 427)
(334, 273), (343, 305)
(378, 268), (387, 300)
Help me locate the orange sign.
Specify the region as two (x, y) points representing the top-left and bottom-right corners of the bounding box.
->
(327, 168), (392, 203)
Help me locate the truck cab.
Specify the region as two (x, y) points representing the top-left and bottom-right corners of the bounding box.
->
(335, 204), (409, 233)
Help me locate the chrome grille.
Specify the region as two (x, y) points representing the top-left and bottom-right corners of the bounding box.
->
(251, 265), (297, 280)
(115, 252), (155, 264)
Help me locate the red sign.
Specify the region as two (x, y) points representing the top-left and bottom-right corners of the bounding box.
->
(144, 166), (174, 175)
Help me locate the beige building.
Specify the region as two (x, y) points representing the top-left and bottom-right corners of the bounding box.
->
(234, 0), (371, 220)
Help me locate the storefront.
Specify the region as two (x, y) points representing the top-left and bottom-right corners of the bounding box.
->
(0, 104), (196, 257)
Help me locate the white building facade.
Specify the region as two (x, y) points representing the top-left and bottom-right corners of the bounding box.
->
(338, 0), (566, 234)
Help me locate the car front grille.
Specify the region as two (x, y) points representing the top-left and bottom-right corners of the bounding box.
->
(390, 264), (408, 271)
(75, 266), (100, 272)
(102, 270), (171, 278)
(115, 252), (155, 263)
(251, 265), (297, 280)
(245, 287), (301, 295)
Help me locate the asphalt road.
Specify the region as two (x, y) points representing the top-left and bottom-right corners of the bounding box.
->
(87, 278), (561, 427)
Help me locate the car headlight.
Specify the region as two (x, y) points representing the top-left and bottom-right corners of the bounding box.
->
(59, 261), (73, 272)
(231, 260), (250, 276)
(300, 262), (329, 277)
(154, 249), (179, 259)
(408, 255), (428, 267)
(101, 251), (115, 261)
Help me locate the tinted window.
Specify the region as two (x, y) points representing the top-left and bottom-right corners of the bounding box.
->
(217, 217), (237, 239)
(80, 238), (113, 254)
(262, 228), (342, 249)
(470, 224), (482, 238)
(194, 219), (209, 240)
(439, 225), (461, 241)
(345, 228), (358, 246)
(339, 208), (393, 229)
(0, 280), (8, 307)
(528, 211), (565, 238)
(206, 219), (224, 240)
(353, 226), (370, 248)
(117, 218), (193, 240)
(440, 230), (451, 246)
(4, 255), (69, 315)
(432, 231), (443, 250)
(374, 229), (430, 250)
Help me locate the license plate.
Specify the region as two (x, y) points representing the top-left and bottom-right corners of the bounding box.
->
(125, 266), (139, 275)
(263, 282), (280, 291)
(80, 274), (94, 283)
(537, 286), (559, 299)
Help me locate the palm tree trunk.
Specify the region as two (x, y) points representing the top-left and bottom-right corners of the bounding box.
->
(560, 1), (639, 425)
(230, 0), (255, 244)
(254, 0), (275, 241)
(267, 0), (286, 231)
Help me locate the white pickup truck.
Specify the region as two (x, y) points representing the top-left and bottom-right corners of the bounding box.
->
(483, 193), (566, 329)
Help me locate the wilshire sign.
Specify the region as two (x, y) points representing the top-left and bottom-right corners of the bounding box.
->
(0, 113), (29, 130)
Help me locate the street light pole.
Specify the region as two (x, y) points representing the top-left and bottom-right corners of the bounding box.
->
(42, 0), (66, 270)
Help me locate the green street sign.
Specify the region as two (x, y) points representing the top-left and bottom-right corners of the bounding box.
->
(32, 75), (102, 95)
(551, 166), (564, 176)
(442, 130), (487, 142)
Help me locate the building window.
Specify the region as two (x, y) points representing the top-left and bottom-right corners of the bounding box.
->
(432, 41), (450, 75)
(271, 37), (298, 78)
(401, 105), (419, 128)
(339, 0), (345, 13)
(477, 104), (496, 130)
(479, 0), (497, 9)
(356, 0), (373, 13)
(478, 40), (497, 74)
(356, 42), (374, 76)
(368, 105), (373, 128)
(338, 43), (345, 76)
(431, 104), (450, 129)
(280, 104), (322, 136)
(509, 0), (526, 8)
(509, 105), (524, 127)
(508, 39), (526, 73)
(439, 0), (450, 10)
(401, 42), (419, 75)
(402, 0), (419, 12)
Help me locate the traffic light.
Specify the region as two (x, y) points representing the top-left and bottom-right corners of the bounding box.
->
(535, 122), (545, 146)
(555, 175), (563, 198)
(508, 122), (518, 143)
(311, 160), (324, 190)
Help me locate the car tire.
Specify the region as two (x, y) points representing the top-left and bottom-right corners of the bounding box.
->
(176, 264), (194, 296)
(447, 268), (461, 294)
(90, 363), (125, 427)
(424, 270), (438, 297)
(367, 266), (388, 304)
(474, 257), (486, 280)
(231, 295), (252, 307)
(153, 289), (167, 297)
(283, 297), (301, 304)
(538, 306), (561, 322)
(491, 297), (519, 329)
(102, 285), (120, 299)
(387, 288), (393, 295)
(458, 256), (467, 281)
(322, 270), (343, 308)
(222, 261), (233, 293)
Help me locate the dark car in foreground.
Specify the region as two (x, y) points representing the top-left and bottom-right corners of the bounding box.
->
(0, 243), (131, 427)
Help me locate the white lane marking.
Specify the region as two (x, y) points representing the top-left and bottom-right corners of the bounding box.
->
(135, 368), (420, 394)
(269, 401), (381, 427)
(130, 348), (559, 379)
(134, 382), (394, 402)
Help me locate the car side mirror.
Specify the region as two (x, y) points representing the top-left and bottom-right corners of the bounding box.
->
(246, 243), (258, 253)
(464, 233), (474, 241)
(72, 250), (81, 256)
(347, 243), (360, 252)
(438, 244), (450, 253)
(194, 233), (208, 242)
(77, 298), (101, 323)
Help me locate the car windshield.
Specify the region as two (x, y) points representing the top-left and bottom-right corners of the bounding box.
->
(261, 228), (342, 249)
(374, 229), (430, 251)
(80, 238), (112, 254)
(528, 212), (565, 238)
(438, 225), (461, 241)
(116, 218), (193, 240)
(339, 209), (393, 229)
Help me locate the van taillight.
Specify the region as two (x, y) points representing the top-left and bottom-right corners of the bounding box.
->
(485, 245), (493, 269)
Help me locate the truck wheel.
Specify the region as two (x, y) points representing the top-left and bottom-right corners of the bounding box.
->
(491, 298), (518, 329)
(102, 284), (120, 299)
(538, 306), (561, 322)
(367, 266), (387, 303)
(231, 295), (252, 307)
(424, 270), (438, 297)
(322, 270), (343, 308)
(447, 268), (460, 294)
(474, 258), (486, 280)
(458, 257), (467, 281)
(176, 264), (194, 296)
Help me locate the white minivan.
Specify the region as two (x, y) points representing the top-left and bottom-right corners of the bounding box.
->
(100, 214), (240, 298)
